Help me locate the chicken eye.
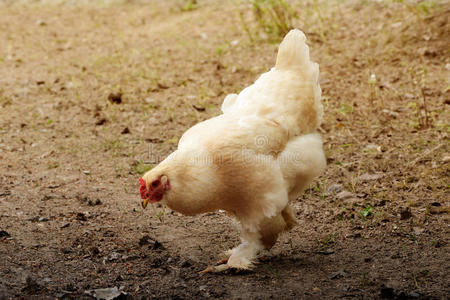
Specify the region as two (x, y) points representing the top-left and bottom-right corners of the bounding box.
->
(145, 192), (150, 198)
(152, 180), (160, 188)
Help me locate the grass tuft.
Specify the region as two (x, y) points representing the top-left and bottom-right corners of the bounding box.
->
(239, 0), (296, 43)
(132, 160), (155, 175)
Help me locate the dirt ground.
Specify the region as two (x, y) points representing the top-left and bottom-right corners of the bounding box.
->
(0, 0), (449, 299)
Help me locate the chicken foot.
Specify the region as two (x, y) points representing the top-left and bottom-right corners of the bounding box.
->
(199, 251), (231, 274)
(200, 238), (262, 274)
(199, 263), (234, 274)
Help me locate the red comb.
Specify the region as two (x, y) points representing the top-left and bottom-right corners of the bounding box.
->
(139, 178), (149, 199)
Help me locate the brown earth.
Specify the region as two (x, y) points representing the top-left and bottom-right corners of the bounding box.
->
(0, 0), (449, 299)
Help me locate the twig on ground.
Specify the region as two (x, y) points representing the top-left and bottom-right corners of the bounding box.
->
(408, 143), (444, 166)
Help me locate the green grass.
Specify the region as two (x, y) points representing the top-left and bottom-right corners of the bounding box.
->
(102, 139), (125, 157)
(360, 205), (373, 218)
(179, 0), (198, 12)
(132, 160), (154, 175)
(47, 163), (59, 169)
(317, 233), (336, 251)
(239, 0), (296, 43)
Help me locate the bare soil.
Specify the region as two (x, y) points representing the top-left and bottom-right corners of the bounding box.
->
(0, 1), (449, 299)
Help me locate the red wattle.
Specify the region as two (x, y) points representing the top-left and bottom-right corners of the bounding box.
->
(139, 178), (148, 199)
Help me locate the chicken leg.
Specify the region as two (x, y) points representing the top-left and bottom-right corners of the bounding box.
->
(200, 205), (296, 274)
(200, 231), (262, 274)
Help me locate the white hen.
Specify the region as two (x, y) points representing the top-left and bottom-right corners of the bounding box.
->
(139, 29), (326, 272)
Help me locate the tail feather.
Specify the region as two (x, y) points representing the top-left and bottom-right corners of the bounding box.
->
(275, 29), (310, 72)
(275, 29), (323, 128)
(226, 29), (323, 131)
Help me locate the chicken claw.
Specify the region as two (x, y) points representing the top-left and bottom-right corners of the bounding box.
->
(199, 258), (254, 274)
(199, 264), (231, 274)
(199, 263), (253, 275)
(199, 255), (230, 274)
(216, 257), (230, 265)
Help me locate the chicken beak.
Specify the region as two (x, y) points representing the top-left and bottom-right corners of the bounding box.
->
(142, 199), (149, 209)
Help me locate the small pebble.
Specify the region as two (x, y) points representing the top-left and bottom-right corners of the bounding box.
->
(327, 184), (342, 194)
(358, 173), (383, 182)
(36, 19), (47, 26)
(336, 191), (353, 200)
